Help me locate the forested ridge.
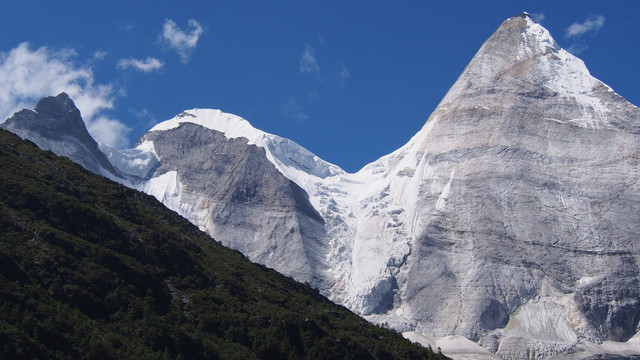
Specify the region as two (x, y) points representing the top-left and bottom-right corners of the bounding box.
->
(0, 129), (446, 360)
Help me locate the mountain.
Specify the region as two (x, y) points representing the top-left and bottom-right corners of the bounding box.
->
(0, 93), (121, 180)
(127, 110), (337, 292)
(0, 128), (444, 360)
(4, 12), (640, 360)
(354, 13), (640, 359)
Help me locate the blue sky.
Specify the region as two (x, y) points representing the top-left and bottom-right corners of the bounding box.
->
(1, 1), (638, 172)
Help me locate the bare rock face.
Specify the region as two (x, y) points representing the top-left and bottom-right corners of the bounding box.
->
(378, 13), (640, 359)
(0, 93), (120, 178)
(135, 122), (330, 291)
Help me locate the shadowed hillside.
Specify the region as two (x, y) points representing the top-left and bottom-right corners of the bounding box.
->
(0, 129), (445, 360)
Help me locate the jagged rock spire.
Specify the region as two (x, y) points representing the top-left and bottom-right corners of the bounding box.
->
(0, 93), (120, 178)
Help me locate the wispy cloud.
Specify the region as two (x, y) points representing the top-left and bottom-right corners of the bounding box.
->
(92, 50), (109, 62)
(162, 19), (204, 63)
(300, 45), (320, 74)
(339, 64), (350, 83)
(117, 22), (134, 33)
(282, 98), (309, 122)
(84, 50), (109, 68)
(117, 57), (164, 73)
(565, 15), (605, 38)
(566, 43), (588, 55)
(129, 107), (158, 129)
(89, 116), (131, 148)
(564, 15), (605, 55)
(530, 13), (545, 23)
(0, 42), (130, 148)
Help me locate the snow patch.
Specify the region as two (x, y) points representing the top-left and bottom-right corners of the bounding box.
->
(577, 276), (600, 286)
(101, 142), (159, 179)
(403, 332), (501, 360)
(436, 167), (456, 211)
(140, 170), (182, 211)
(539, 49), (611, 128)
(518, 17), (558, 61)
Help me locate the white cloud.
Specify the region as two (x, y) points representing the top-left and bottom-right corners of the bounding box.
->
(282, 98), (309, 122)
(300, 45), (320, 74)
(0, 42), (130, 148)
(162, 18), (203, 63)
(117, 57), (164, 73)
(92, 50), (109, 62)
(565, 15), (605, 38)
(88, 115), (131, 149)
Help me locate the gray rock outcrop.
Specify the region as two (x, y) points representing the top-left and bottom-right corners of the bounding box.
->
(136, 122), (330, 290)
(0, 93), (120, 179)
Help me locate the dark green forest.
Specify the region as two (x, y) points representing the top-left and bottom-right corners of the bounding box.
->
(0, 129), (446, 359)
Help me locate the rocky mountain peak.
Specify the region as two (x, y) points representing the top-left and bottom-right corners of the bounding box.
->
(441, 13), (559, 97)
(0, 93), (120, 178)
(513, 11), (532, 19)
(494, 12), (559, 58)
(33, 93), (89, 138)
(34, 92), (78, 118)
(5, 92), (88, 140)
(435, 12), (623, 131)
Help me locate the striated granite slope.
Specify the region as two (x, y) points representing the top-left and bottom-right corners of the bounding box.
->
(130, 111), (333, 291)
(359, 13), (640, 359)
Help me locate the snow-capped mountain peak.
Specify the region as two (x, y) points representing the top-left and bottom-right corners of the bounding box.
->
(440, 13), (616, 131)
(149, 109), (264, 144)
(143, 108), (344, 183)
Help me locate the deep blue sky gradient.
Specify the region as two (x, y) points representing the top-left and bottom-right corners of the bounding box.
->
(1, 1), (638, 172)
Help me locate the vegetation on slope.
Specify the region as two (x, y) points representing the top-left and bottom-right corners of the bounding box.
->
(0, 129), (446, 359)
